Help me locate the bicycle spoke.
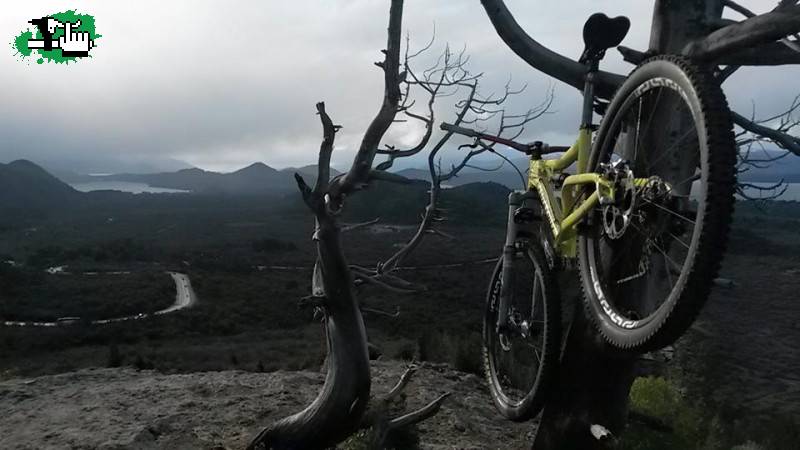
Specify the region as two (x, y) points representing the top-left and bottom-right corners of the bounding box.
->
(666, 230), (691, 250)
(630, 223), (685, 273)
(640, 198), (697, 225)
(672, 171), (701, 189)
(532, 346), (541, 365)
(664, 253), (675, 287)
(633, 97), (643, 164)
(645, 127), (696, 172)
(605, 228), (644, 272)
(641, 88), (665, 153)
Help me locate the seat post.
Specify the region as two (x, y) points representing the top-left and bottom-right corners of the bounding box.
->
(581, 58), (600, 129)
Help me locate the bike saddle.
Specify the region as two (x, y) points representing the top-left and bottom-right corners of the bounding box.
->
(580, 13), (630, 63)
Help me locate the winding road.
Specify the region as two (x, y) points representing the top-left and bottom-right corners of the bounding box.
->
(2, 272), (197, 328)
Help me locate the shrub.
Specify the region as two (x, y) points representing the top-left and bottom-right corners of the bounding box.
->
(623, 376), (705, 449)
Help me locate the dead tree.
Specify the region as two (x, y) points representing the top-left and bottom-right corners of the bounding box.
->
(246, 1), (533, 448)
(479, 0), (800, 448)
(247, 0), (405, 446)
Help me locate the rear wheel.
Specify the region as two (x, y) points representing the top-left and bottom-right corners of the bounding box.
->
(483, 241), (560, 421)
(579, 55), (736, 351)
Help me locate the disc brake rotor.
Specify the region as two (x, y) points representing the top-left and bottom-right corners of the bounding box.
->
(602, 164), (636, 240)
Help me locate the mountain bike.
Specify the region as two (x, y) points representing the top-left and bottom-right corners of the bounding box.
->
(440, 13), (736, 421)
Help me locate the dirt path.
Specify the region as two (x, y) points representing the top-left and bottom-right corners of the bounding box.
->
(2, 272), (196, 328)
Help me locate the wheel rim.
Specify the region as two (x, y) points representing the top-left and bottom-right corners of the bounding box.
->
(587, 76), (706, 327)
(487, 251), (548, 407)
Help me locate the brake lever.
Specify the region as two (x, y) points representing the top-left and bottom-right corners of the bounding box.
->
(458, 140), (480, 151)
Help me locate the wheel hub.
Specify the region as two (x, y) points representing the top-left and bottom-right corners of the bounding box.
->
(600, 161), (637, 240)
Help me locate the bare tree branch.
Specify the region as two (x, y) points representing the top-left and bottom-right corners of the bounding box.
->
(684, 5), (800, 60)
(724, 0), (757, 17)
(387, 393), (452, 430)
(341, 218), (381, 233)
(479, 0), (624, 99)
(378, 43), (480, 172)
(733, 111), (800, 155)
(624, 42), (800, 66)
(725, 0), (800, 52)
(737, 180), (789, 202)
(355, 363), (450, 448)
(384, 362), (418, 402)
(361, 305), (401, 318)
(333, 0), (405, 199)
(617, 46), (648, 65)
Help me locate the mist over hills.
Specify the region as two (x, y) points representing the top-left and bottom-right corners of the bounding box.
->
(3, 154), (796, 225)
(41, 156), (195, 180)
(11, 147), (796, 201)
(0, 160), (510, 225)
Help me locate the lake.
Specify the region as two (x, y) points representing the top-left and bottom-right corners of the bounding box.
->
(70, 181), (189, 194)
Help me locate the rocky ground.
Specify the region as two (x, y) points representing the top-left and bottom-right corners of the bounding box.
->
(0, 360), (534, 450)
(678, 251), (800, 421)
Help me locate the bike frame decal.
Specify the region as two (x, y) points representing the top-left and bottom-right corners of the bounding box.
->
(590, 263), (639, 329)
(528, 129), (605, 258)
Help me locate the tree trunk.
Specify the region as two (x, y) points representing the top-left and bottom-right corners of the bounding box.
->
(649, 0), (723, 54)
(248, 103), (372, 450)
(249, 216), (371, 450)
(249, 1), (406, 446)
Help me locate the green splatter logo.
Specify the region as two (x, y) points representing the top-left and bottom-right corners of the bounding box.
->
(11, 10), (100, 64)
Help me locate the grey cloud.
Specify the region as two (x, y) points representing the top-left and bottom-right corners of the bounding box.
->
(0, 0), (796, 173)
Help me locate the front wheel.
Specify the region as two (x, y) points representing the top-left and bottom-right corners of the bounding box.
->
(579, 55), (736, 352)
(483, 242), (560, 421)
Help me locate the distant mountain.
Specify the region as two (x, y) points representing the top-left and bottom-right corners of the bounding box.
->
(41, 156), (194, 180)
(285, 165), (343, 179)
(0, 160), (80, 212)
(395, 168), (431, 181)
(0, 159), (510, 226)
(81, 163), (293, 195)
(75, 163), (347, 195)
(396, 164), (528, 190)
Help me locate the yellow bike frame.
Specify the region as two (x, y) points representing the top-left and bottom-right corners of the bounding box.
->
(528, 128), (648, 258)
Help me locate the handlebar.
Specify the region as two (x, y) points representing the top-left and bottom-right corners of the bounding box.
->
(440, 122), (480, 138)
(440, 122), (570, 155)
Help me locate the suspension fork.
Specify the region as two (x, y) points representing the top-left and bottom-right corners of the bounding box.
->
(496, 190), (537, 332)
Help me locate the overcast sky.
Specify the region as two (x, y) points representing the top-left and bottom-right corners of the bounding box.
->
(1, 1), (797, 173)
